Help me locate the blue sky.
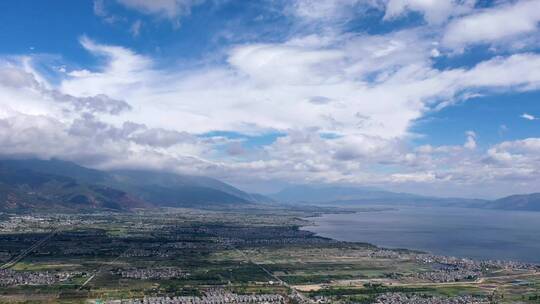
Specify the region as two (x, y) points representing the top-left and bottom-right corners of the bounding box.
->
(412, 91), (540, 147)
(0, 0), (540, 198)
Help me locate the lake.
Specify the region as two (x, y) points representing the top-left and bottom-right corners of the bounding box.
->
(303, 206), (540, 263)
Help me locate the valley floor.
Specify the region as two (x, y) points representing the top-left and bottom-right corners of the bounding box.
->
(0, 207), (539, 303)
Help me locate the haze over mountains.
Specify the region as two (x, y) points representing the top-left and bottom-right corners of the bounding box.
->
(272, 185), (540, 211)
(271, 185), (425, 204)
(0, 159), (270, 212)
(0, 158), (538, 212)
(489, 193), (540, 212)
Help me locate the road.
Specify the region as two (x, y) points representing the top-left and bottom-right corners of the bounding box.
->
(0, 228), (59, 270)
(79, 246), (133, 290)
(234, 248), (315, 304)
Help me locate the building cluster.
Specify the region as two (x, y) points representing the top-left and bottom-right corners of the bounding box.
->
(113, 267), (187, 280)
(367, 249), (404, 259)
(416, 254), (538, 271)
(225, 237), (334, 246)
(415, 270), (478, 283)
(413, 255), (493, 283)
(204, 226), (314, 241)
(481, 259), (538, 271)
(0, 269), (74, 286)
(414, 254), (538, 283)
(163, 242), (216, 249)
(374, 293), (488, 304)
(62, 248), (97, 255)
(0, 215), (63, 233)
(0, 213), (114, 234)
(120, 248), (172, 258)
(104, 293), (285, 304)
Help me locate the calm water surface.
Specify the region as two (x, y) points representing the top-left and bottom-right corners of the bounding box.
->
(303, 206), (540, 263)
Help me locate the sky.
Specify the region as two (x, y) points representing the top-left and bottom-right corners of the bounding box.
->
(0, 0), (539, 198)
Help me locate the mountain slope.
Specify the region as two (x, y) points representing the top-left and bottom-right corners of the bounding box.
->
(106, 170), (254, 207)
(0, 159), (261, 211)
(1, 159), (108, 184)
(487, 193), (540, 211)
(0, 161), (145, 212)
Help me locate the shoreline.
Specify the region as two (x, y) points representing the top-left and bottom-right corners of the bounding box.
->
(299, 208), (540, 265)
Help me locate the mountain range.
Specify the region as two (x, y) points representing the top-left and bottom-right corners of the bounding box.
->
(0, 158), (538, 212)
(0, 159), (271, 212)
(487, 193), (540, 211)
(270, 185), (540, 211)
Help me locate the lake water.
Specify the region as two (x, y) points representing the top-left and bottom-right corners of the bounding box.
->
(303, 206), (540, 263)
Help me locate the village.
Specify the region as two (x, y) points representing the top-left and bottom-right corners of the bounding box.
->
(105, 290), (285, 304)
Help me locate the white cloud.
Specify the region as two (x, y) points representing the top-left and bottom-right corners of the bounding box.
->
(93, 0), (108, 17)
(459, 53), (540, 90)
(4, 0), (540, 196)
(391, 171), (438, 183)
(290, 0), (472, 25)
(521, 113), (537, 120)
(130, 20), (143, 37)
(291, 0), (375, 23)
(485, 138), (540, 175)
(8, 34), (540, 192)
(384, 0), (473, 24)
(64, 31), (540, 141)
(464, 130), (476, 150)
(115, 0), (204, 25)
(93, 0), (123, 24)
(443, 0), (540, 48)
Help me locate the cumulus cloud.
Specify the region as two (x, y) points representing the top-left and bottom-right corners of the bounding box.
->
(485, 138), (540, 179)
(52, 92), (132, 115)
(0, 63), (131, 116)
(58, 33), (540, 142)
(4, 32), (540, 192)
(443, 0), (540, 48)
(0, 110), (219, 173)
(3, 1), (540, 197)
(0, 67), (40, 89)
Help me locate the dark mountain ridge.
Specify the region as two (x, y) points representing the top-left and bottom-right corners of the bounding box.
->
(0, 159), (268, 212)
(0, 160), (145, 212)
